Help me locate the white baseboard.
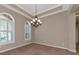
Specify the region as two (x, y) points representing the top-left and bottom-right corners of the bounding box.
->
(0, 41), (76, 53)
(66, 48), (76, 53)
(0, 41), (32, 53)
(33, 41), (76, 53)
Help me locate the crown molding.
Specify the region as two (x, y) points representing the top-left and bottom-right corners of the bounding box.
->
(37, 4), (62, 15)
(15, 4), (62, 17)
(39, 9), (66, 18)
(15, 4), (34, 16)
(1, 4), (33, 20)
(1, 4), (72, 19)
(39, 5), (72, 18)
(15, 4), (71, 19)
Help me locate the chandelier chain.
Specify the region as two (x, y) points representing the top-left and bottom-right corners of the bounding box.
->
(35, 4), (37, 17)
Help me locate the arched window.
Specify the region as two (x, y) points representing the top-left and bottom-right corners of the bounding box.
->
(25, 20), (31, 40)
(0, 13), (15, 44)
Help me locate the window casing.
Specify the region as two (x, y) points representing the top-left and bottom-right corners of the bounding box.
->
(0, 13), (15, 44)
(25, 20), (31, 40)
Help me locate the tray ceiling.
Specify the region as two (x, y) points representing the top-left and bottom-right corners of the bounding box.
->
(1, 4), (72, 19)
(17, 4), (59, 16)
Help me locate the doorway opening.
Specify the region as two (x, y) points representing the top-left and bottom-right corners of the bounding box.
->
(76, 13), (79, 54)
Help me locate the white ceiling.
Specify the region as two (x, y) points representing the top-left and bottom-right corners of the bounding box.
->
(17, 4), (59, 16)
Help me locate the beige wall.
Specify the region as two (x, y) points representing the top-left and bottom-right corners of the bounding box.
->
(33, 11), (76, 52)
(34, 11), (68, 48)
(67, 12), (76, 52)
(0, 5), (32, 52)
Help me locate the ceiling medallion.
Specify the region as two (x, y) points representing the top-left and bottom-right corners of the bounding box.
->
(31, 4), (42, 27)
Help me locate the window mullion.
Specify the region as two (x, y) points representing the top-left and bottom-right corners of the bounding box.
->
(7, 21), (8, 42)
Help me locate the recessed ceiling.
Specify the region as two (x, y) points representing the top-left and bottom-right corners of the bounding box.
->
(17, 4), (59, 16)
(3, 4), (71, 19)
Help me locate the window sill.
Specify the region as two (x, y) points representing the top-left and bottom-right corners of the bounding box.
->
(25, 39), (31, 41)
(0, 41), (15, 45)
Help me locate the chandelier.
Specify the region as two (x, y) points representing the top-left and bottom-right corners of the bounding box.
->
(31, 4), (42, 27)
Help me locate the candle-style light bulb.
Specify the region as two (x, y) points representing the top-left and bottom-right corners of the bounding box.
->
(38, 19), (40, 22)
(33, 19), (35, 22)
(40, 21), (42, 24)
(31, 21), (33, 23)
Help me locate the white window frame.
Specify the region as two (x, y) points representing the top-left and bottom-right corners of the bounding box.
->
(0, 13), (15, 45)
(24, 20), (31, 40)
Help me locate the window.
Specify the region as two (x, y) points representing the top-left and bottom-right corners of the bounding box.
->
(25, 20), (31, 40)
(0, 13), (15, 44)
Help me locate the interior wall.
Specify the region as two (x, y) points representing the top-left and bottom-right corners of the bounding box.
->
(33, 11), (76, 52)
(0, 5), (32, 52)
(67, 12), (76, 52)
(34, 11), (69, 49)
